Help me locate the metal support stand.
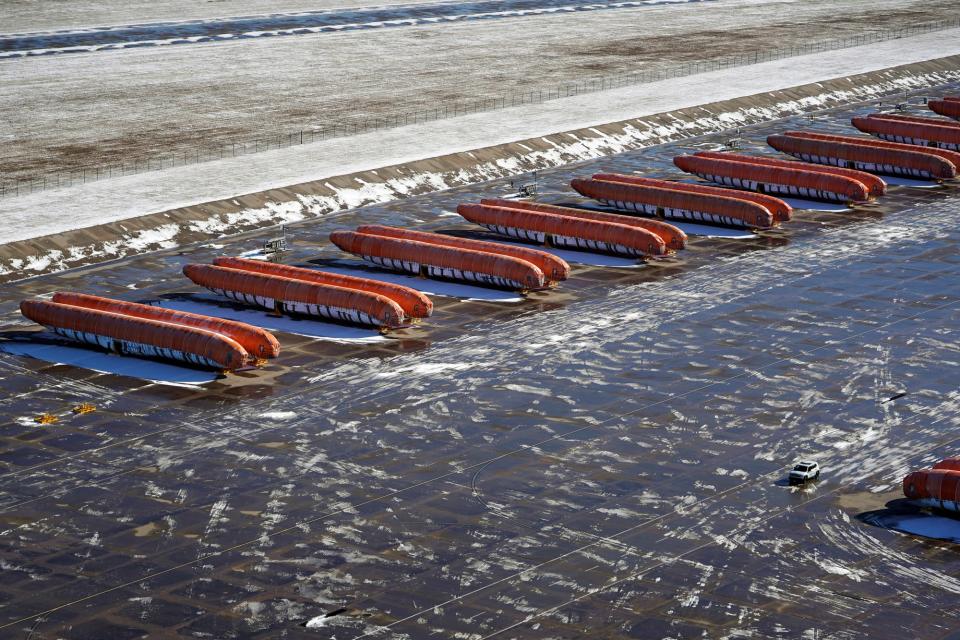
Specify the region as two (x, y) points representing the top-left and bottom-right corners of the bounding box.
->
(263, 225), (290, 262)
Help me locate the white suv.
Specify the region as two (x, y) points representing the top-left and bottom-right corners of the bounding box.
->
(789, 461), (820, 485)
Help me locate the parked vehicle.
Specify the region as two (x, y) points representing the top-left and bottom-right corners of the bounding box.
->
(789, 461), (820, 485)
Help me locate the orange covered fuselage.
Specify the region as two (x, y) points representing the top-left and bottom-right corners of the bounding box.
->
(456, 202), (667, 258)
(903, 468), (960, 513)
(330, 226), (567, 291)
(776, 130), (960, 174)
(673, 153), (871, 203)
(20, 299), (250, 370)
(479, 198), (688, 251)
(183, 264), (407, 328)
(571, 176), (776, 229)
(592, 172), (794, 222)
(354, 225), (570, 282)
(51, 291), (280, 359)
(853, 113), (960, 151)
(768, 133), (956, 180)
(929, 98), (960, 120)
(212, 256), (433, 319)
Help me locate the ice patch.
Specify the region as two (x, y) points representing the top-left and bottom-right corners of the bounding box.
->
(259, 411), (298, 421)
(816, 559), (864, 582)
(488, 238), (643, 267)
(780, 197), (852, 212)
(0, 339), (219, 386)
(318, 264), (524, 302)
(304, 615), (330, 628)
(669, 221), (758, 239)
(157, 297), (390, 342)
(872, 511), (960, 543)
(884, 176), (944, 188)
(373, 362), (478, 379)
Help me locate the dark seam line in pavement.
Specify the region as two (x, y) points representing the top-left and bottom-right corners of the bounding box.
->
(340, 418), (872, 624)
(0, 358), (123, 407)
(3, 289), (957, 632)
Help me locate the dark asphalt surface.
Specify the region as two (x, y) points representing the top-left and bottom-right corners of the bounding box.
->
(0, 87), (959, 638)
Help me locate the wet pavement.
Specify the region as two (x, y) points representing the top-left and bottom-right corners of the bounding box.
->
(1, 84), (960, 638)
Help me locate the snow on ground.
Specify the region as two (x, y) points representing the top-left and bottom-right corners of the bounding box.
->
(485, 239), (645, 267)
(1, 0), (718, 59)
(884, 176), (944, 188)
(1, 0), (953, 181)
(3, 29), (960, 246)
(779, 198), (853, 213)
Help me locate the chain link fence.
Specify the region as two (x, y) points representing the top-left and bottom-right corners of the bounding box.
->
(2, 17), (958, 200)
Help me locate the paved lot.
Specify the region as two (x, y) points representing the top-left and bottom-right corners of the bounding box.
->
(0, 92), (959, 638)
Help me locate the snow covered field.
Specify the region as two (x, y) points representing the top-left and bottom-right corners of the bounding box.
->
(0, 0), (955, 182)
(1, 0), (438, 32)
(1, 0), (720, 58)
(2, 29), (959, 247)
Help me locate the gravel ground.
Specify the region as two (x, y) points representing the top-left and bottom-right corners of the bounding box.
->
(1, 0), (957, 181)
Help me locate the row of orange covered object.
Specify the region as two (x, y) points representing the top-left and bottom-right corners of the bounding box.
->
(574, 102), (960, 229)
(19, 257), (436, 372)
(18, 97), (960, 371)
